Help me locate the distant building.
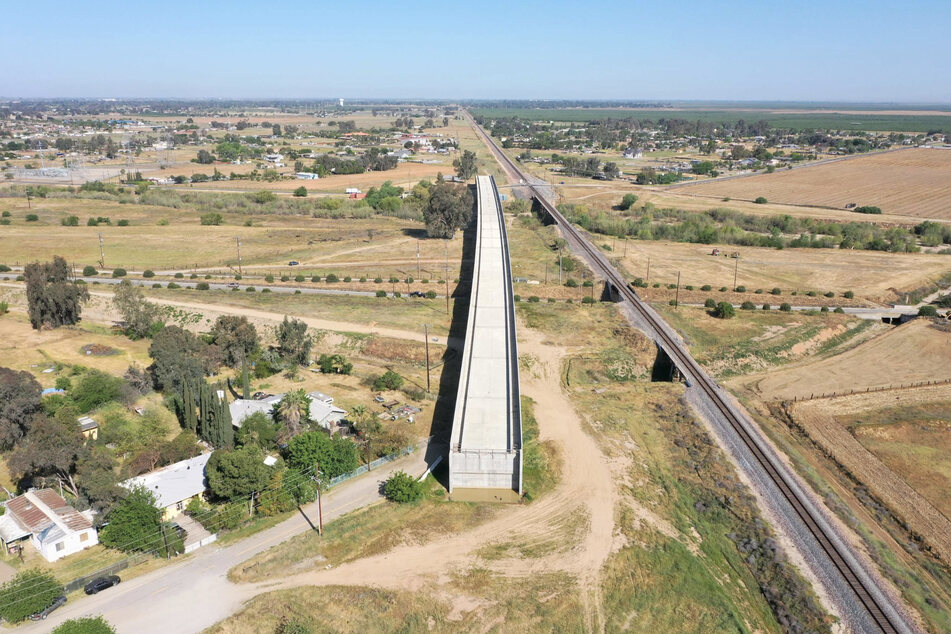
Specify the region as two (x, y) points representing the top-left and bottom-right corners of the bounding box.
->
(0, 489), (98, 561)
(121, 453), (212, 521)
(77, 416), (99, 440)
(295, 172), (319, 180)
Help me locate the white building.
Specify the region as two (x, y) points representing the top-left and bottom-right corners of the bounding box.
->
(229, 391), (347, 430)
(0, 489), (98, 561)
(121, 453), (212, 521)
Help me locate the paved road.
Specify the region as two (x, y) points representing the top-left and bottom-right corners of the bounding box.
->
(17, 446), (433, 634)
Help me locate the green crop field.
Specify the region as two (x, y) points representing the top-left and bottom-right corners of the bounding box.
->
(469, 108), (951, 132)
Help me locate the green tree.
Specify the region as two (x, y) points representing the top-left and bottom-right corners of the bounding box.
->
(9, 415), (86, 497)
(711, 301), (736, 319)
(452, 150), (477, 181)
(200, 212), (223, 226)
(99, 486), (166, 553)
(918, 305), (938, 317)
(112, 280), (161, 339)
(25, 256), (90, 330)
(0, 569), (63, 623)
(206, 445), (271, 501)
(52, 616), (117, 634)
(196, 149), (214, 164)
(317, 353), (352, 375)
(72, 370), (123, 412)
(423, 178), (473, 239)
(285, 430), (358, 479)
(210, 315), (259, 367)
(617, 193), (638, 210)
(373, 370), (404, 391)
(383, 471), (424, 503)
(235, 411), (278, 449)
(293, 186), (307, 197)
(276, 317), (312, 365)
(148, 326), (214, 393)
(0, 367), (43, 450)
(275, 389), (311, 439)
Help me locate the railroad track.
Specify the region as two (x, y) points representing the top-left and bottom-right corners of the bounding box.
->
(466, 111), (908, 634)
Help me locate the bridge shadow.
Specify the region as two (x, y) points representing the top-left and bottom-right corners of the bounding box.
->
(650, 344), (676, 382)
(424, 186), (478, 489)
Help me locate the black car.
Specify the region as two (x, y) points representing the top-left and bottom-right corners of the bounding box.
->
(29, 595), (66, 620)
(84, 575), (120, 595)
(409, 291), (425, 298)
(288, 261), (300, 266)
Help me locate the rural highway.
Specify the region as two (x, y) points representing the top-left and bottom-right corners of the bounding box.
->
(466, 110), (919, 633)
(16, 445), (433, 634)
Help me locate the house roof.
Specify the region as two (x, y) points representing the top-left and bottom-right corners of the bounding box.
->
(121, 453), (212, 509)
(77, 416), (99, 431)
(4, 489), (93, 544)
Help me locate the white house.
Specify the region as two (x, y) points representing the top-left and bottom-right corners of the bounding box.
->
(0, 489), (98, 561)
(229, 391), (347, 431)
(121, 453), (212, 521)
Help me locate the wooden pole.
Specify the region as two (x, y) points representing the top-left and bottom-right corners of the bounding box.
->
(675, 271), (681, 308)
(423, 324), (431, 392)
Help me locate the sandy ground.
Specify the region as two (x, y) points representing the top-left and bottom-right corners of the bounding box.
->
(735, 319), (951, 401)
(257, 325), (619, 630)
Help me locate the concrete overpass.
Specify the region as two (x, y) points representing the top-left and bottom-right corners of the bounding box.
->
(448, 175), (522, 500)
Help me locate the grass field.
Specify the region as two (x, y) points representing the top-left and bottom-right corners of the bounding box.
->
(470, 107), (951, 132)
(676, 148), (951, 220)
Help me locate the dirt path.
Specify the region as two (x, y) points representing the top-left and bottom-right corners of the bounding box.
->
(256, 324), (617, 629)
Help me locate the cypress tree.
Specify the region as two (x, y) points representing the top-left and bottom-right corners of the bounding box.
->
(241, 360), (250, 400)
(218, 386), (234, 447)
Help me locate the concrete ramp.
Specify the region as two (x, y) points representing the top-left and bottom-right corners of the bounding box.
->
(449, 175), (522, 497)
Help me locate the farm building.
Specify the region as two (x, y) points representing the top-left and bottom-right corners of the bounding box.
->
(0, 489), (98, 561)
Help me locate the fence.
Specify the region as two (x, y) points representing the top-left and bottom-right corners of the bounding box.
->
(327, 438), (428, 488)
(62, 551), (153, 594)
(787, 378), (951, 403)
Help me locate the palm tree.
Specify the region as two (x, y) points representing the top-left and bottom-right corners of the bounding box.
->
(275, 389), (310, 440)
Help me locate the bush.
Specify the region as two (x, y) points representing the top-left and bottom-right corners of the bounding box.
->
(0, 569), (63, 623)
(245, 286), (256, 292)
(280, 275), (290, 282)
(824, 291), (835, 298)
(389, 276), (399, 283)
(740, 301), (756, 310)
(753, 197), (767, 204)
(83, 265), (98, 276)
(581, 296), (595, 304)
(684, 284), (694, 291)
(234, 274), (242, 280)
(704, 298), (717, 308)
(200, 212), (223, 226)
(853, 205), (882, 215)
(196, 282), (210, 290)
(265, 275), (274, 283)
(820, 306), (829, 313)
(805, 290), (817, 297)
(754, 289), (763, 294)
(547, 297), (556, 303)
(565, 278), (578, 288)
(734, 285), (746, 293)
(293, 186), (308, 197)
(918, 305), (938, 317)
(719, 286), (727, 292)
(61, 215), (79, 226)
(152, 283), (162, 289)
(382, 471), (424, 503)
(712, 301), (735, 319)
(25, 213), (39, 222)
(582, 280), (594, 288)
(843, 290), (854, 299)
(111, 268), (127, 278)
(294, 275), (305, 283)
(425, 290), (437, 299)
(167, 282), (180, 289)
(344, 276), (352, 282)
(668, 299), (678, 306)
(762, 304), (771, 310)
(374, 277), (383, 283)
(174, 272), (184, 279)
(376, 290), (386, 297)
(700, 284), (712, 291)
(373, 370), (404, 391)
(405, 276), (414, 284)
(359, 276), (367, 282)
(779, 303), (792, 312)
(393, 291), (401, 298)
(189, 273), (198, 279)
(513, 294), (521, 302)
(771, 287), (781, 295)
(833, 307), (845, 314)
(528, 296), (540, 303)
(143, 270), (155, 278)
(326, 273), (339, 283)
(117, 219), (129, 227)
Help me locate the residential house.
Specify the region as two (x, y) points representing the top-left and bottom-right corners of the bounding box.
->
(229, 391), (347, 431)
(121, 453), (212, 521)
(77, 416), (99, 440)
(0, 489), (98, 561)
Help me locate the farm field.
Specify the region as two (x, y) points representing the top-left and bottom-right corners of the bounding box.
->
(734, 319), (951, 401)
(617, 240), (951, 303)
(675, 148), (951, 220)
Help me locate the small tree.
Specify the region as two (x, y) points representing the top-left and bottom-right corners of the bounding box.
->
(712, 302), (736, 319)
(918, 305), (938, 317)
(373, 370), (404, 391)
(0, 569), (63, 623)
(25, 256), (89, 330)
(276, 317), (312, 366)
(618, 193), (638, 210)
(99, 486), (164, 553)
(383, 471), (424, 503)
(52, 616), (117, 634)
(206, 445), (271, 501)
(452, 150), (477, 181)
(293, 186), (307, 197)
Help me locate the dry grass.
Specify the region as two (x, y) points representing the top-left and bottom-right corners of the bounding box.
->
(737, 319), (951, 401)
(676, 148), (951, 220)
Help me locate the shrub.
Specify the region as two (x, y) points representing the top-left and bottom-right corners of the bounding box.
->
(833, 307), (845, 314)
(565, 278), (578, 288)
(261, 288), (271, 293)
(740, 301), (756, 310)
(152, 283), (162, 288)
(805, 290), (817, 297)
(719, 286), (727, 292)
(582, 280), (594, 288)
(234, 274), (242, 280)
(374, 277), (383, 283)
(820, 306), (829, 312)
(199, 212), (223, 226)
(52, 616), (116, 633)
(0, 264), (10, 272)
(734, 285), (746, 293)
(701, 284), (712, 291)
(513, 294), (521, 302)
(653, 283), (661, 288)
(25, 213), (39, 222)
(853, 205), (882, 215)
(704, 298), (717, 308)
(667, 284), (676, 290)
(174, 272), (184, 279)
(382, 471), (424, 503)
(167, 282), (180, 289)
(581, 296), (595, 304)
(684, 284), (694, 291)
(245, 286), (256, 292)
(265, 275), (274, 283)
(0, 569), (63, 623)
(293, 186), (307, 197)
(771, 288), (781, 295)
(294, 275), (305, 283)
(405, 276), (414, 284)
(359, 276), (367, 282)
(712, 301), (735, 319)
(344, 276), (352, 282)
(373, 370), (404, 391)
(389, 276), (399, 284)
(547, 297), (556, 303)
(762, 304), (771, 310)
(754, 289), (763, 294)
(425, 290), (437, 299)
(189, 273), (198, 279)
(824, 291), (835, 298)
(779, 303), (792, 312)
(111, 268), (127, 278)
(843, 290), (854, 299)
(326, 273), (339, 283)
(527, 296), (540, 303)
(393, 291), (401, 298)
(61, 215), (79, 226)
(918, 305), (938, 317)
(143, 270), (155, 278)
(753, 196), (767, 204)
(196, 282), (210, 290)
(280, 275), (290, 282)
(668, 299), (678, 306)
(117, 219), (129, 226)
(83, 265), (98, 276)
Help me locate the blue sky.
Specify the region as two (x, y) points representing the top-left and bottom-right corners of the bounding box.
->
(2, 0), (948, 102)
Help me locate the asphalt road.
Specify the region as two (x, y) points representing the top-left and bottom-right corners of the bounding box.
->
(17, 446), (432, 634)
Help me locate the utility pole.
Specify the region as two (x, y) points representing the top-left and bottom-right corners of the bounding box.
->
(645, 257), (651, 287)
(733, 256), (739, 291)
(315, 462), (323, 536)
(423, 324), (431, 392)
(416, 240), (421, 278)
(236, 237), (243, 275)
(97, 233), (105, 268)
(624, 238), (628, 257)
(558, 247), (563, 284)
(675, 271), (681, 308)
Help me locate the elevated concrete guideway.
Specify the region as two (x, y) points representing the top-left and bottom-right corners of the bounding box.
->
(448, 175), (522, 498)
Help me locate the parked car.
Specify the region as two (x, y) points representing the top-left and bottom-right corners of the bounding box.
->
(169, 522), (187, 539)
(288, 261), (299, 266)
(29, 596), (66, 620)
(227, 282), (240, 289)
(84, 575), (120, 595)
(408, 291), (425, 298)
